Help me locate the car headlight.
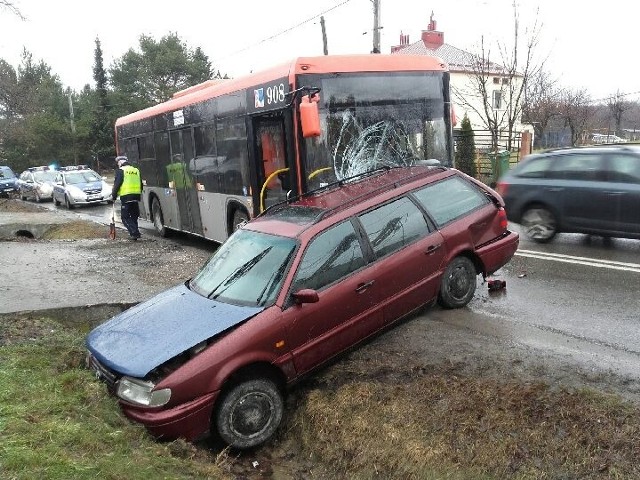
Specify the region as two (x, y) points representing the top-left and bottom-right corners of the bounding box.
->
(116, 377), (171, 407)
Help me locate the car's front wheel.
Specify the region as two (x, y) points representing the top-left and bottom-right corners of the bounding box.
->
(438, 256), (477, 309)
(521, 206), (557, 243)
(64, 195), (74, 209)
(214, 378), (284, 450)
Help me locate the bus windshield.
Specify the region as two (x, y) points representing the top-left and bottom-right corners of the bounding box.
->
(300, 72), (450, 189)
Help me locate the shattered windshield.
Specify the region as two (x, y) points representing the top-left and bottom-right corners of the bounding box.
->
(300, 72), (451, 189)
(189, 229), (297, 307)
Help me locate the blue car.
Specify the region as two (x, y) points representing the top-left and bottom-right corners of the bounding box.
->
(0, 166), (18, 197)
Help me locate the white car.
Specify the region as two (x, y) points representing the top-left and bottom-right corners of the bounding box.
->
(52, 166), (113, 208)
(17, 167), (57, 202)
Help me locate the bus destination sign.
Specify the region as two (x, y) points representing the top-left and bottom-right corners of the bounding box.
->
(248, 77), (289, 114)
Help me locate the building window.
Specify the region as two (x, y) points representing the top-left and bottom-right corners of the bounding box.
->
(492, 90), (502, 109)
(502, 78), (510, 85)
(493, 77), (500, 84)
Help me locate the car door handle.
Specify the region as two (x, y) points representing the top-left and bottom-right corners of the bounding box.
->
(355, 280), (375, 293)
(425, 244), (442, 255)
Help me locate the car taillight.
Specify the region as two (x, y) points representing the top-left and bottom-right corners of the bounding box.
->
(495, 181), (508, 197)
(497, 207), (508, 230)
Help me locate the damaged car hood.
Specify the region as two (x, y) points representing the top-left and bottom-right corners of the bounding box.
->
(86, 283), (263, 377)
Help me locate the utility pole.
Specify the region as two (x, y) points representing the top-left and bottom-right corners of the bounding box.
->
(320, 15), (328, 55)
(372, 0), (381, 53)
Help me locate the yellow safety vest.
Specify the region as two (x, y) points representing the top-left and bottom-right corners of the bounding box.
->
(119, 165), (142, 196)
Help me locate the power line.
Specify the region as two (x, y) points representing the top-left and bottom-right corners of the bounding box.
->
(211, 0), (354, 63)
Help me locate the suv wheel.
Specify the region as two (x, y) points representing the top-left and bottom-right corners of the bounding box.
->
(521, 206), (557, 243)
(214, 378), (283, 449)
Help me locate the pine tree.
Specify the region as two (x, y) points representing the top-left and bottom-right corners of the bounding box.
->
(90, 37), (115, 169)
(455, 114), (477, 177)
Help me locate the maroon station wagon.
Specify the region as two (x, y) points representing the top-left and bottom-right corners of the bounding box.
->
(86, 165), (519, 449)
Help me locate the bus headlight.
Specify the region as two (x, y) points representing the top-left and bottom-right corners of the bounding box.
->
(116, 377), (171, 407)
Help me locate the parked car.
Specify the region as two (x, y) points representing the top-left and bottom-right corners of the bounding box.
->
(17, 166), (57, 202)
(52, 165), (113, 208)
(496, 145), (640, 243)
(0, 165), (18, 197)
(86, 165), (519, 449)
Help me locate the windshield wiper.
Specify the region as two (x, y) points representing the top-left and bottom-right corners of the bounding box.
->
(207, 246), (273, 300)
(255, 250), (293, 306)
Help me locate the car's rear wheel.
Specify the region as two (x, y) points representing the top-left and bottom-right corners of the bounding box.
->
(35, 191), (41, 203)
(152, 197), (168, 237)
(521, 206), (557, 243)
(438, 256), (477, 309)
(53, 195), (60, 206)
(214, 378), (283, 450)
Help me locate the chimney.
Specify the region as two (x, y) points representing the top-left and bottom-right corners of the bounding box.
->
(391, 31), (411, 53)
(421, 11), (444, 49)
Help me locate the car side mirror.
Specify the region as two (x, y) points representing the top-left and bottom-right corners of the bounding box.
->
(292, 288), (319, 304)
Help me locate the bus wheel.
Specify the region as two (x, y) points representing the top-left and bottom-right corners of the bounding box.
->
(232, 210), (249, 232)
(152, 197), (168, 237)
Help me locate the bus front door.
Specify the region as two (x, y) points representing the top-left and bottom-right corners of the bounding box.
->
(169, 129), (203, 236)
(254, 117), (294, 212)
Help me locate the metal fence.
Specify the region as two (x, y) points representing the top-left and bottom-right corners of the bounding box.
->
(453, 129), (527, 183)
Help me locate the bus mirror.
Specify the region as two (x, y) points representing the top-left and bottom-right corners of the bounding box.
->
(300, 94), (321, 138)
(451, 104), (458, 127)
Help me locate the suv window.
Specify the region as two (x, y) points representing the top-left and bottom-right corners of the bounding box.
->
(358, 197), (430, 259)
(514, 156), (554, 178)
(412, 176), (490, 227)
(606, 153), (640, 183)
(547, 154), (603, 181)
(291, 220), (365, 292)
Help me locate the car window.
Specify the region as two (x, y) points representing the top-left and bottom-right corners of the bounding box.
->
(412, 176), (490, 227)
(189, 229), (297, 307)
(513, 156), (554, 178)
(358, 196), (430, 259)
(33, 171), (56, 182)
(291, 220), (365, 292)
(547, 154), (603, 181)
(606, 154), (640, 183)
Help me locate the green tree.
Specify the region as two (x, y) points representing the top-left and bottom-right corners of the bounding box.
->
(455, 114), (477, 177)
(0, 50), (71, 171)
(89, 37), (115, 167)
(109, 32), (214, 116)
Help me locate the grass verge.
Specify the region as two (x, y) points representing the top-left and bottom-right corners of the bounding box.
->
(1, 311), (639, 479)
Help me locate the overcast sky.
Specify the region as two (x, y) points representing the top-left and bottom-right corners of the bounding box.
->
(1, 0), (638, 102)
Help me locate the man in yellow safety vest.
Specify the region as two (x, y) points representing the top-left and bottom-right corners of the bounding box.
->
(111, 156), (143, 240)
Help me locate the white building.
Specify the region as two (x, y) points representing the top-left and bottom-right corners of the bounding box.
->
(391, 13), (532, 147)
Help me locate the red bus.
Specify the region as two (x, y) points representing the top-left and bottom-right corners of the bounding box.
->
(115, 54), (455, 243)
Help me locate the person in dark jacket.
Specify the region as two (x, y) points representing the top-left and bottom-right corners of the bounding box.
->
(112, 156), (143, 240)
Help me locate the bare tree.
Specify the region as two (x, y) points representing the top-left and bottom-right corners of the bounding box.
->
(607, 90), (633, 137)
(453, 2), (543, 152)
(522, 68), (560, 148)
(0, 1), (25, 19)
(559, 87), (593, 146)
